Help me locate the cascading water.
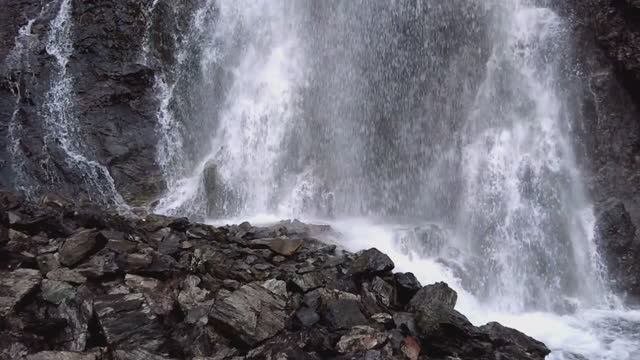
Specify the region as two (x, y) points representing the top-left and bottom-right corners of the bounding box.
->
(42, 0), (126, 207)
(4, 0), (126, 207)
(154, 1), (640, 358)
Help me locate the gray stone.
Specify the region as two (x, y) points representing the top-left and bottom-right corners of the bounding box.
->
(94, 293), (165, 350)
(369, 276), (395, 307)
(408, 282), (457, 313)
(113, 349), (177, 360)
(37, 253), (61, 274)
(0, 268), (41, 316)
(336, 326), (388, 354)
(296, 306), (320, 327)
(59, 229), (101, 267)
(125, 274), (175, 316)
(26, 352), (100, 360)
(350, 248), (395, 276)
(178, 275), (210, 312)
(250, 237), (304, 256)
(394, 272), (422, 303)
(324, 298), (368, 330)
(210, 280), (287, 346)
(47, 268), (87, 284)
(76, 249), (119, 278)
(41, 279), (76, 305)
(291, 272), (325, 292)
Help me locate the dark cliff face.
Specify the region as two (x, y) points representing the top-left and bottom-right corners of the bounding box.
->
(553, 0), (640, 300)
(0, 0), (165, 206)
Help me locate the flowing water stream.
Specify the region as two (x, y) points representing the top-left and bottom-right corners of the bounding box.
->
(147, 0), (640, 358)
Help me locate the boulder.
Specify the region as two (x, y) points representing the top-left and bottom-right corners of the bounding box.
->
(94, 293), (165, 350)
(479, 322), (551, 359)
(350, 248), (395, 276)
(59, 229), (102, 267)
(295, 306), (321, 327)
(400, 336), (421, 360)
(210, 280), (288, 346)
(41, 279), (76, 305)
(323, 298), (368, 330)
(408, 282), (457, 313)
(0, 268), (41, 316)
(394, 272), (422, 304)
(336, 326), (388, 354)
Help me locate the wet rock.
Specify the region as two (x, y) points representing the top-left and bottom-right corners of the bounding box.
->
(53, 286), (94, 351)
(46, 268), (87, 284)
(323, 297), (367, 330)
(26, 352), (100, 360)
(295, 306), (320, 327)
(0, 210), (7, 245)
(0, 268), (41, 316)
(94, 293), (165, 351)
(37, 254), (61, 275)
(393, 272), (421, 304)
(336, 326), (387, 354)
(371, 313), (394, 328)
(76, 250), (119, 278)
(400, 336), (421, 360)
(393, 312), (417, 336)
(59, 229), (102, 267)
(41, 279), (76, 305)
(124, 274), (175, 316)
(480, 322), (550, 359)
(350, 248), (394, 276)
(113, 349), (176, 360)
(250, 237), (304, 256)
(178, 275), (210, 312)
(291, 272), (325, 292)
(367, 276), (395, 307)
(408, 282), (457, 313)
(210, 280), (287, 346)
(594, 199), (640, 298)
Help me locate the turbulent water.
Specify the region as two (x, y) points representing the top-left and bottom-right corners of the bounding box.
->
(6, 0), (635, 358)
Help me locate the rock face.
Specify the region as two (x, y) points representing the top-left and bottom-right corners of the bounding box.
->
(0, 0), (164, 205)
(0, 191), (551, 359)
(556, 0), (640, 298)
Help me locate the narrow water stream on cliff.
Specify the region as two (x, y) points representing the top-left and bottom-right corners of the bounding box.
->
(150, 1), (640, 359)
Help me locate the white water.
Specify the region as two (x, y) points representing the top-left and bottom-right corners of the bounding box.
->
(156, 1), (640, 359)
(41, 0), (126, 206)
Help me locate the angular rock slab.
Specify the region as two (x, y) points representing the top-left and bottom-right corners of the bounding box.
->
(26, 352), (100, 360)
(0, 268), (41, 316)
(336, 326), (388, 354)
(350, 248), (395, 276)
(59, 229), (101, 267)
(94, 293), (165, 351)
(210, 280), (287, 346)
(408, 281), (457, 313)
(250, 237), (304, 256)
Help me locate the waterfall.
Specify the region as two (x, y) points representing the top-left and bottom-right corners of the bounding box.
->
(41, 0), (126, 207)
(151, 1), (640, 358)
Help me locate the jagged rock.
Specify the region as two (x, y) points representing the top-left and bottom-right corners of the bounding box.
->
(479, 322), (551, 359)
(210, 280), (287, 346)
(250, 237), (304, 256)
(26, 352), (100, 360)
(408, 282), (457, 313)
(393, 312), (418, 336)
(178, 275), (210, 312)
(291, 272), (325, 292)
(400, 336), (421, 360)
(0, 268), (41, 315)
(76, 250), (119, 278)
(336, 326), (388, 354)
(113, 349), (176, 360)
(54, 286), (94, 351)
(367, 276), (395, 307)
(595, 199), (640, 297)
(371, 313), (394, 327)
(94, 293), (165, 351)
(47, 268), (87, 284)
(350, 248), (394, 276)
(59, 229), (102, 267)
(0, 209), (7, 245)
(37, 254), (61, 274)
(41, 279), (76, 305)
(323, 297), (368, 330)
(295, 306), (320, 327)
(394, 272), (421, 304)
(124, 274), (175, 316)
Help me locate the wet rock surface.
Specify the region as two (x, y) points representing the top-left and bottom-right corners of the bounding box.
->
(0, 192), (550, 359)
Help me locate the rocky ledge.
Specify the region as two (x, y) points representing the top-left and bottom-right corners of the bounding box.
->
(0, 192), (550, 360)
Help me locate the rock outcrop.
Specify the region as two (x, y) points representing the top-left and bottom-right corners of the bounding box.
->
(0, 191), (551, 359)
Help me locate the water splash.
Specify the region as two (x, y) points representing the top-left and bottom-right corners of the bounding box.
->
(40, 0), (126, 207)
